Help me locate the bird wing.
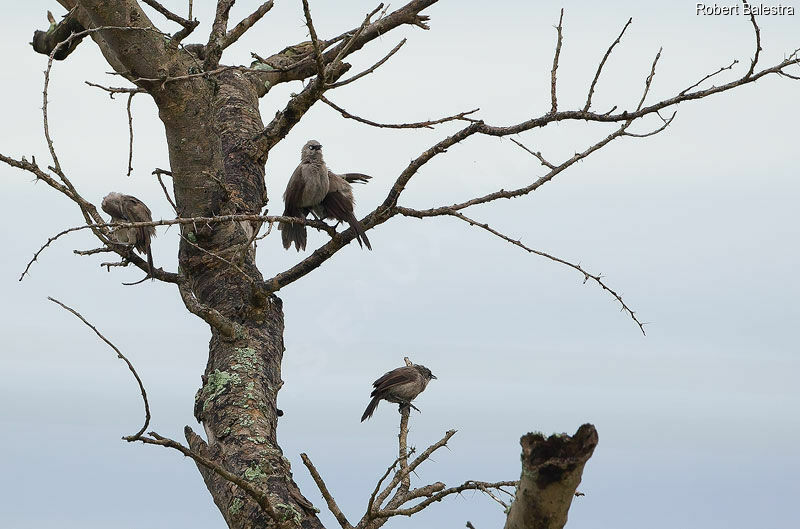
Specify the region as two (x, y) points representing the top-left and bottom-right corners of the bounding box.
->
(372, 366), (417, 394)
(283, 164), (306, 216)
(120, 195), (154, 224)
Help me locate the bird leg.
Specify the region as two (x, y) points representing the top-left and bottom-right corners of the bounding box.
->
(398, 402), (421, 414)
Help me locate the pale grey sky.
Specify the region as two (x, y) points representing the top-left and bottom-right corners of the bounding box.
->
(1, 1), (799, 529)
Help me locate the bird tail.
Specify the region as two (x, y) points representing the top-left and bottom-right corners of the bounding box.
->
(361, 396), (380, 422)
(341, 173), (372, 185)
(146, 245), (154, 277)
(279, 220), (307, 251)
(347, 212), (372, 251)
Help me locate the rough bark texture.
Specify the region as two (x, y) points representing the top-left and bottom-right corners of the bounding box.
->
(504, 424), (598, 529)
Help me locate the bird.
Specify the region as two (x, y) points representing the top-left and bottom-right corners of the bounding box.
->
(279, 140), (372, 251)
(101, 192), (156, 275)
(361, 362), (436, 422)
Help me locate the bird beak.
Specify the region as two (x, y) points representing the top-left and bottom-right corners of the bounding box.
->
(431, 375), (437, 380)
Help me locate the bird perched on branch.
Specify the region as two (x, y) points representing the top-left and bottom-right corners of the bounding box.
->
(101, 192), (156, 275)
(279, 140), (372, 251)
(361, 361), (436, 422)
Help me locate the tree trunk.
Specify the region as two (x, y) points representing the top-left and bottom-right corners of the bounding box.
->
(504, 424), (598, 529)
(164, 70), (323, 528)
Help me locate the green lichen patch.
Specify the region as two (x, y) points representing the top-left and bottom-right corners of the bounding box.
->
(275, 501), (303, 525)
(200, 369), (241, 413)
(229, 497), (244, 516)
(244, 464), (267, 482)
(247, 436), (268, 444)
(232, 347), (260, 370)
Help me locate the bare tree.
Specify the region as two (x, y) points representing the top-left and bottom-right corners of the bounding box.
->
(3, 1), (799, 528)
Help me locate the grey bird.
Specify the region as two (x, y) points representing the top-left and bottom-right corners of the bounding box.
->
(279, 140), (372, 251)
(101, 192), (156, 274)
(361, 363), (436, 422)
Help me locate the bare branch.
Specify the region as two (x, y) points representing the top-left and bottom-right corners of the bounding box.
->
(331, 4), (387, 68)
(375, 480), (518, 518)
(301, 453), (352, 529)
(321, 95), (479, 129)
(15, 212), (336, 283)
(364, 456), (403, 520)
(429, 209), (647, 335)
(47, 297), (150, 440)
(302, 0), (327, 79)
(636, 48), (663, 111)
(509, 138), (555, 169)
(584, 17), (632, 111)
(327, 38), (406, 89)
(221, 1), (275, 51)
(245, 0), (439, 95)
(373, 427), (457, 513)
(85, 81), (143, 96)
(550, 9), (564, 113)
(136, 428), (284, 526)
(126, 92), (136, 176)
(254, 40), (800, 293)
(204, 0), (235, 70)
(140, 0), (195, 28)
(152, 168), (178, 213)
(745, 4), (762, 78)
(74, 247), (115, 256)
(623, 110), (676, 138)
(398, 407), (411, 493)
(679, 59), (738, 96)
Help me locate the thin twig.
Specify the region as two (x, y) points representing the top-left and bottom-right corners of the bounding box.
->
(550, 9), (564, 114)
(745, 3), (762, 78)
(509, 139), (555, 169)
(126, 92), (136, 176)
(301, 0), (326, 79)
(636, 48), (662, 111)
(321, 95), (479, 129)
(74, 247), (115, 256)
(141, 0), (195, 28)
(327, 38), (406, 89)
(679, 59), (738, 96)
(221, 1), (275, 50)
(365, 456), (403, 518)
(444, 210), (647, 335)
(47, 297), (151, 440)
(152, 168), (178, 212)
(331, 4), (386, 68)
(584, 17), (632, 111)
(375, 480), (519, 518)
(85, 81), (144, 97)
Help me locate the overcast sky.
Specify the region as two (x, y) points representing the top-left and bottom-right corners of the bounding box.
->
(2, 1), (799, 528)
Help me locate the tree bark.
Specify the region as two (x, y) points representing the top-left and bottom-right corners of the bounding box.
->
(164, 64), (324, 529)
(504, 424), (598, 529)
